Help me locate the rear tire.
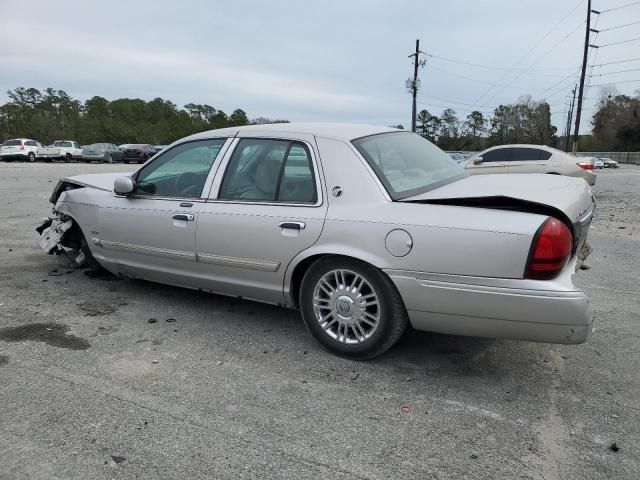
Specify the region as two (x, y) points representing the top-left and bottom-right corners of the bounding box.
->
(64, 153), (72, 163)
(27, 152), (36, 162)
(299, 256), (408, 360)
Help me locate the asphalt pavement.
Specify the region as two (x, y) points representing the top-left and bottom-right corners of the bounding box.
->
(0, 162), (638, 479)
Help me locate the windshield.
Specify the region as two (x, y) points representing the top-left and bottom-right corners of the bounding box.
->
(352, 132), (464, 200)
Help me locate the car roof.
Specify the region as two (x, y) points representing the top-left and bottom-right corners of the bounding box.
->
(185, 123), (400, 142)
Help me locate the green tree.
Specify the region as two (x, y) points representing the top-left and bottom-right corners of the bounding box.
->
(416, 109), (439, 142)
(228, 109), (249, 126)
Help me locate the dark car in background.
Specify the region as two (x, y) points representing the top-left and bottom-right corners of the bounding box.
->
(122, 144), (156, 164)
(81, 143), (124, 163)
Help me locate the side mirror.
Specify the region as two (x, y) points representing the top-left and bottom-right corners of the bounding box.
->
(473, 156), (484, 164)
(114, 176), (135, 195)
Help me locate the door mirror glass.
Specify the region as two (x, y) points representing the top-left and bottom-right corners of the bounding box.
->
(114, 176), (135, 195)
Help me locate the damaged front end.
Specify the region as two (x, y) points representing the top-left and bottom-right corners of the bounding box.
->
(36, 215), (90, 267)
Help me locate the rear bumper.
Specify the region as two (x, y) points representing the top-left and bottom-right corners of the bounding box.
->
(0, 153), (28, 160)
(387, 269), (594, 344)
(570, 169), (596, 185)
(82, 154), (107, 161)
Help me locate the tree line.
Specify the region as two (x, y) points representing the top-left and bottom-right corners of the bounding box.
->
(413, 89), (640, 152)
(1, 86), (638, 150)
(0, 87), (288, 146)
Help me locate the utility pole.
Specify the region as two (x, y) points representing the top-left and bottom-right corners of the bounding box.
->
(407, 39), (426, 132)
(564, 84), (577, 151)
(572, 0), (592, 153)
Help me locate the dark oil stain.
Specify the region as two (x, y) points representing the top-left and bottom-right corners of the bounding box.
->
(0, 355), (8, 365)
(0, 323), (90, 350)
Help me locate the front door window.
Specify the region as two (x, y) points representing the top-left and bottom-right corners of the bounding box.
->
(134, 139), (225, 198)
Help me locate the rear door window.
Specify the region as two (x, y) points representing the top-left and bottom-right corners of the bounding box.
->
(219, 139), (317, 203)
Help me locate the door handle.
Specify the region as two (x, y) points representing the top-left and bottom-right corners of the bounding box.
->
(279, 221), (306, 230)
(172, 213), (195, 221)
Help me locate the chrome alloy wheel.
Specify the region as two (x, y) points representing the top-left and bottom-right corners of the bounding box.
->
(312, 269), (381, 344)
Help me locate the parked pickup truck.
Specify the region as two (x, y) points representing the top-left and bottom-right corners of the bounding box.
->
(38, 140), (83, 162)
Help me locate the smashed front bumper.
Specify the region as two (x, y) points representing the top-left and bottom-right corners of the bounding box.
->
(36, 216), (87, 266)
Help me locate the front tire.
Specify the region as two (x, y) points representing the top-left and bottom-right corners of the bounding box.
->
(27, 152), (36, 162)
(299, 256), (408, 359)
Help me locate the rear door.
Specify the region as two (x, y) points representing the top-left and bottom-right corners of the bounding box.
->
(507, 147), (550, 174)
(466, 147), (512, 174)
(193, 133), (327, 304)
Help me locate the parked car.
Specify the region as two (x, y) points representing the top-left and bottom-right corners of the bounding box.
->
(448, 152), (468, 164)
(122, 144), (157, 164)
(37, 124), (595, 359)
(81, 143), (124, 163)
(601, 157), (619, 168)
(594, 158), (604, 169)
(466, 145), (596, 185)
(154, 145), (168, 153)
(38, 140), (83, 162)
(1, 138), (42, 162)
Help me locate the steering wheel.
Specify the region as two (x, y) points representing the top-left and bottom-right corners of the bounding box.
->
(174, 172), (201, 197)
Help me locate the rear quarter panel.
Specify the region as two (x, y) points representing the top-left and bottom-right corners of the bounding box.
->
(284, 137), (548, 302)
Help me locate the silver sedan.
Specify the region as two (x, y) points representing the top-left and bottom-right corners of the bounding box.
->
(37, 124), (596, 359)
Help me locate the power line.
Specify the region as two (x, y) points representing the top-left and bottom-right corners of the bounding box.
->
(595, 20), (640, 31)
(479, 19), (587, 109)
(418, 93), (485, 108)
(593, 36), (640, 47)
(424, 64), (527, 89)
(589, 79), (640, 87)
(425, 53), (579, 74)
(471, 0), (586, 107)
(591, 67), (640, 75)
(598, 1), (640, 13)
(591, 57), (640, 66)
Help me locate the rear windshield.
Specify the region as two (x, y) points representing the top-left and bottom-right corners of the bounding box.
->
(2, 139), (22, 146)
(352, 132), (464, 200)
(86, 143), (108, 148)
(127, 144), (148, 149)
(53, 141), (73, 147)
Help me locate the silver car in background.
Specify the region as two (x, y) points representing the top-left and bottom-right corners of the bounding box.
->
(38, 124), (595, 359)
(465, 144), (597, 185)
(81, 143), (124, 163)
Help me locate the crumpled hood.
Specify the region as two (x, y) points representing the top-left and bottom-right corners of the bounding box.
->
(403, 173), (596, 223)
(62, 172), (133, 191)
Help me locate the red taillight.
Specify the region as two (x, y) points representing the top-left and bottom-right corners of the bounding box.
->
(19, 140), (24, 150)
(576, 161), (593, 170)
(525, 218), (573, 280)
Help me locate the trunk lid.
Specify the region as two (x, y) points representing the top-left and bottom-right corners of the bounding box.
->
(402, 174), (596, 254)
(402, 173), (595, 224)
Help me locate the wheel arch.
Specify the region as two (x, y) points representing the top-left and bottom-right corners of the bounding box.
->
(284, 248), (390, 308)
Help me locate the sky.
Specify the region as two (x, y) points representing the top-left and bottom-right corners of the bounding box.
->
(0, 0), (638, 133)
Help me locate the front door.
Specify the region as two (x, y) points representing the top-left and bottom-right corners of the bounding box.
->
(466, 147), (512, 175)
(97, 138), (229, 288)
(193, 135), (327, 304)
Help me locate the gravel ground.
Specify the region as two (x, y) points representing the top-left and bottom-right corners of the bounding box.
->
(0, 162), (639, 480)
